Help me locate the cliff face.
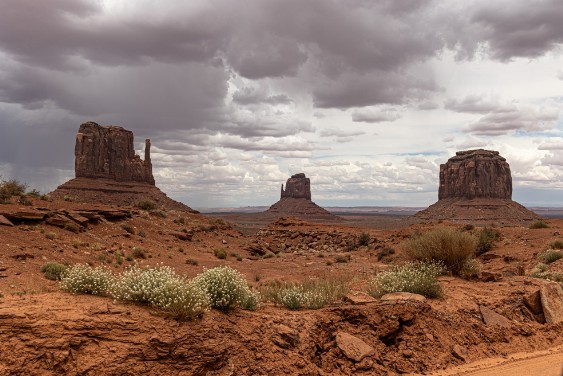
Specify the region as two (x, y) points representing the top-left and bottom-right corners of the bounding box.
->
(281, 173), (311, 200)
(75, 122), (155, 185)
(438, 149), (511, 200)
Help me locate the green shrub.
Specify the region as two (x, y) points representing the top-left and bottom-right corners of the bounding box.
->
(151, 210), (167, 218)
(186, 258), (198, 265)
(60, 264), (114, 295)
(462, 224), (475, 231)
(240, 289), (261, 311)
(550, 240), (563, 250)
(138, 230), (146, 238)
(193, 266), (253, 310)
(213, 248), (227, 259)
(111, 265), (209, 319)
(46, 232), (57, 240)
(40, 262), (68, 281)
(358, 232), (370, 246)
(475, 227), (500, 255)
(403, 227), (476, 275)
(377, 247), (395, 261)
(135, 200), (157, 211)
(335, 255), (350, 263)
(459, 258), (481, 280)
(262, 276), (350, 310)
(0, 178), (27, 202)
(530, 220), (549, 229)
(18, 195), (32, 206)
(537, 250), (563, 264)
(367, 261), (444, 298)
(120, 223), (135, 235)
(132, 247), (146, 259)
(263, 251), (275, 259)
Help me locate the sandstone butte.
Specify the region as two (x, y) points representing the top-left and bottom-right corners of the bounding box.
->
(416, 149), (540, 222)
(51, 122), (197, 212)
(266, 173), (339, 220)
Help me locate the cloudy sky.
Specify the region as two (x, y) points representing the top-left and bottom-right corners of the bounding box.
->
(0, 0), (562, 208)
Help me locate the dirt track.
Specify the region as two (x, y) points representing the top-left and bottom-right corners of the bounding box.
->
(426, 347), (563, 376)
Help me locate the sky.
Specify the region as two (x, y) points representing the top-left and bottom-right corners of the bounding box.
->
(0, 0), (562, 209)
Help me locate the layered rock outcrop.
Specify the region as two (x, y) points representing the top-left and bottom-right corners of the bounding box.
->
(266, 173), (338, 220)
(438, 150), (511, 200)
(75, 122), (154, 185)
(281, 173), (311, 200)
(416, 149), (539, 222)
(51, 122), (196, 212)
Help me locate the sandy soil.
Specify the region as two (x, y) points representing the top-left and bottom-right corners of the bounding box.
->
(1, 198), (562, 375)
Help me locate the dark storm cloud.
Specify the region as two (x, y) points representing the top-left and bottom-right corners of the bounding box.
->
(471, 0), (563, 60)
(313, 72), (437, 109)
(464, 108), (558, 136)
(232, 87), (292, 105)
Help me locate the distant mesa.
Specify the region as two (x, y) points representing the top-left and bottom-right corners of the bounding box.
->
(266, 173), (339, 220)
(416, 149), (540, 222)
(51, 122), (196, 212)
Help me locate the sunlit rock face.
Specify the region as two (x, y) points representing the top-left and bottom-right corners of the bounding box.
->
(75, 121), (155, 185)
(280, 173), (311, 200)
(438, 149), (511, 200)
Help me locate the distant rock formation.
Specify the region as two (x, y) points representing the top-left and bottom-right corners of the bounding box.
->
(439, 149), (511, 200)
(51, 122), (196, 212)
(75, 122), (155, 185)
(416, 149), (539, 222)
(266, 173), (339, 220)
(281, 173), (311, 200)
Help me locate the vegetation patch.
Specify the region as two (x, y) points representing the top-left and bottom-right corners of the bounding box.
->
(135, 199), (157, 211)
(537, 249), (563, 264)
(60, 264), (114, 295)
(530, 220), (549, 229)
(403, 227), (476, 275)
(40, 262), (68, 281)
(367, 261), (444, 298)
(475, 227), (500, 255)
(193, 266), (258, 310)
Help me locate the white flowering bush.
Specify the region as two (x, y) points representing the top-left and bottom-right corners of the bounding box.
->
(367, 261), (444, 299)
(193, 266), (256, 310)
(264, 277), (350, 310)
(240, 288), (261, 311)
(111, 264), (209, 319)
(60, 264), (114, 295)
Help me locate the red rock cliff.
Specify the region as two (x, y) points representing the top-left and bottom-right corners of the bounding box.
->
(438, 149), (512, 200)
(281, 173), (311, 200)
(75, 122), (155, 185)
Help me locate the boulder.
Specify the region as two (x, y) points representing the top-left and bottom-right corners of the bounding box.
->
(540, 282), (563, 324)
(335, 332), (375, 362)
(479, 305), (512, 328)
(523, 290), (543, 315)
(0, 215), (14, 227)
(380, 292), (427, 302)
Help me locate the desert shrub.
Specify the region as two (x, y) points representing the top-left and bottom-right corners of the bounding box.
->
(138, 230), (146, 238)
(459, 258), (481, 280)
(335, 255), (350, 263)
(186, 258), (198, 265)
(40, 262), (68, 281)
(18, 195), (32, 206)
(60, 264), (114, 295)
(135, 199), (157, 211)
(132, 247), (146, 259)
(367, 261), (444, 298)
(151, 210), (167, 218)
(537, 249), (563, 264)
(213, 248), (227, 259)
(403, 227), (476, 275)
(530, 220), (549, 229)
(40, 194), (52, 202)
(358, 232), (370, 246)
(376, 247), (396, 261)
(462, 224), (475, 231)
(240, 289), (261, 311)
(550, 240), (563, 250)
(263, 251), (275, 259)
(192, 266), (254, 310)
(475, 227), (501, 255)
(262, 276), (350, 310)
(120, 223), (135, 235)
(0, 178), (27, 202)
(27, 189), (41, 198)
(46, 232), (57, 240)
(111, 264), (209, 319)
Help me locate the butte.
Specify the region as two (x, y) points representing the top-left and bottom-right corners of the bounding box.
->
(265, 173), (339, 220)
(51, 122), (197, 212)
(415, 149), (540, 223)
